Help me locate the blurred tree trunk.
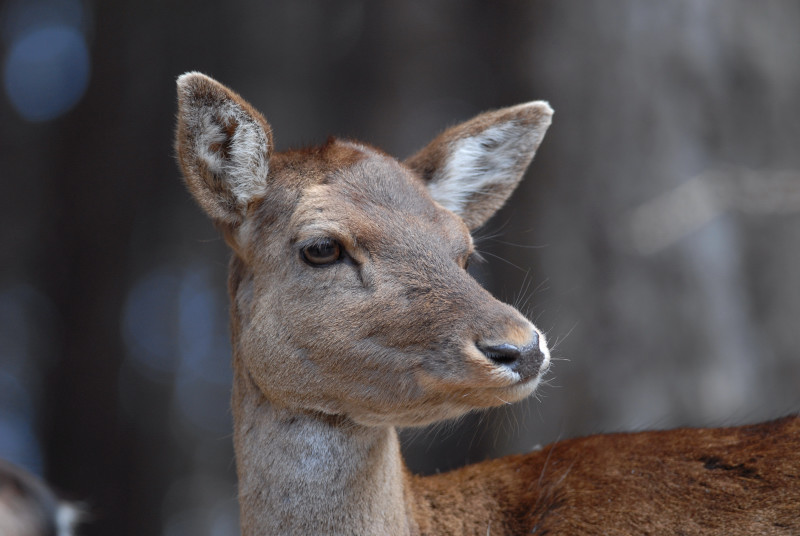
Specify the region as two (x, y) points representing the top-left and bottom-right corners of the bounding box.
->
(38, 2), (179, 534)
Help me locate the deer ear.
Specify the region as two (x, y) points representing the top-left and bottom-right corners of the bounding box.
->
(406, 102), (553, 230)
(175, 72), (273, 226)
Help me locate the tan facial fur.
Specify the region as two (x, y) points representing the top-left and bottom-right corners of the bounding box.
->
(176, 73), (552, 428)
(230, 141), (548, 427)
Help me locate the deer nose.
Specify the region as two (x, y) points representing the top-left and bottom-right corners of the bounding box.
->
(479, 343), (523, 365)
(478, 331), (544, 380)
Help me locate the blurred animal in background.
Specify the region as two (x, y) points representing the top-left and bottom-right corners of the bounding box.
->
(0, 460), (79, 536)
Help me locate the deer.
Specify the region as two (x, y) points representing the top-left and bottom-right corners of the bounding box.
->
(175, 72), (800, 535)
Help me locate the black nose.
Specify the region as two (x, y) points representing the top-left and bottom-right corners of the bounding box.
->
(478, 332), (543, 379)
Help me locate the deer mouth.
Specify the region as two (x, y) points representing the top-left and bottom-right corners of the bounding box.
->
(454, 376), (543, 410)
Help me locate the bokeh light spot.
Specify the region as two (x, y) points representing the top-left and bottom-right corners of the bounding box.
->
(3, 24), (90, 122)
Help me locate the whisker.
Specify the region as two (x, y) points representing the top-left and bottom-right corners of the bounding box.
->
(476, 249), (528, 272)
(487, 239), (550, 250)
(550, 321), (579, 353)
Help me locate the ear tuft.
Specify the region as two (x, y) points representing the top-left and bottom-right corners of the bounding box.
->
(176, 72), (273, 225)
(406, 101), (553, 230)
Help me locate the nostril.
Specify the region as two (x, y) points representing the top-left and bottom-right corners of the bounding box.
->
(478, 343), (522, 366)
(478, 336), (545, 380)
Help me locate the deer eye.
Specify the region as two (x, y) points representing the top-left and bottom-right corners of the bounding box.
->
(301, 239), (343, 266)
(463, 251), (483, 270)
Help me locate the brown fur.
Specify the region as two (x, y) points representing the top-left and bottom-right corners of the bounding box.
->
(410, 416), (800, 535)
(175, 73), (800, 535)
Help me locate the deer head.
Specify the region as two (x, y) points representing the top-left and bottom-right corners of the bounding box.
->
(175, 72), (552, 428)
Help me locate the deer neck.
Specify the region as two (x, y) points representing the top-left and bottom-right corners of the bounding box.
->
(231, 360), (416, 536)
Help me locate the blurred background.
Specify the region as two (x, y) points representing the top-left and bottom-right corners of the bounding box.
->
(1, 1), (799, 534)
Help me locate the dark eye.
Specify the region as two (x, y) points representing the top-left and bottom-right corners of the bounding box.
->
(301, 239), (342, 266)
(463, 251), (483, 270)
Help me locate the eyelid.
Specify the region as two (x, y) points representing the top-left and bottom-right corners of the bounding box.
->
(464, 250), (485, 269)
(293, 223), (350, 246)
(296, 236), (365, 268)
(297, 236), (337, 249)
(294, 232), (350, 254)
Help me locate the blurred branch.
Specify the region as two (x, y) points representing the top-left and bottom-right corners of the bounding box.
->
(629, 168), (800, 254)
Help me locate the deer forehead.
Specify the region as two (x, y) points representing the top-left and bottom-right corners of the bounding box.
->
(286, 144), (473, 257)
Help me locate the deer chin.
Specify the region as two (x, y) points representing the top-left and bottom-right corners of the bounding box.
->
(346, 370), (544, 428)
(445, 375), (542, 409)
(344, 380), (542, 428)
(479, 377), (542, 406)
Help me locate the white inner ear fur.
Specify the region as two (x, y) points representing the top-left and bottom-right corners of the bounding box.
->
(427, 122), (537, 215)
(193, 98), (269, 208)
